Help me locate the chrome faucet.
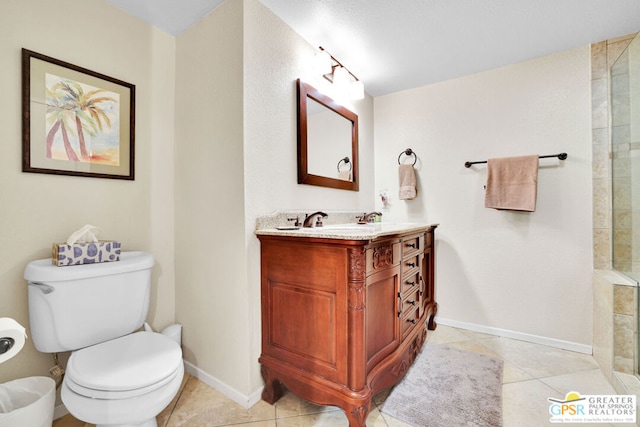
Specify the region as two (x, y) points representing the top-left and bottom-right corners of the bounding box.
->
(303, 211), (328, 228)
(356, 212), (382, 224)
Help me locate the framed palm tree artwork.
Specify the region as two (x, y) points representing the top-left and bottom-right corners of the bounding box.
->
(22, 48), (135, 180)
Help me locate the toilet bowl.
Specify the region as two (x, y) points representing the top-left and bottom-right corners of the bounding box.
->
(25, 252), (184, 427)
(61, 332), (183, 427)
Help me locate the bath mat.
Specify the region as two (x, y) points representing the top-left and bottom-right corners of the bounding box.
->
(381, 343), (503, 427)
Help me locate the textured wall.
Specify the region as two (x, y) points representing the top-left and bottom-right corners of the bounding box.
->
(243, 0), (375, 395)
(374, 47), (594, 348)
(174, 0), (376, 398)
(174, 0), (248, 395)
(0, 0), (176, 387)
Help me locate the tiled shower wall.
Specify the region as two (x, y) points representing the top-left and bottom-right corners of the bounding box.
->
(591, 33), (638, 382)
(609, 35), (640, 275)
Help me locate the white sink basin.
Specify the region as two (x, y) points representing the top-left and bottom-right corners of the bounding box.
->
(300, 224), (376, 233)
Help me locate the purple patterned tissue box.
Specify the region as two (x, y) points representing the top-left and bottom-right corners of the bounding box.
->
(52, 241), (121, 266)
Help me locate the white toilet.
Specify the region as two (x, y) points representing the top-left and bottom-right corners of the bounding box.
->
(24, 251), (184, 427)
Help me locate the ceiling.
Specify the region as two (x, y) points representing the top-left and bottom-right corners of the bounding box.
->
(105, 0), (640, 97)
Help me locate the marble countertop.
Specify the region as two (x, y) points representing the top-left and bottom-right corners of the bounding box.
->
(255, 222), (434, 240)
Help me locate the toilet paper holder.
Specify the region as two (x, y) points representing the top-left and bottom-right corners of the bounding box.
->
(0, 337), (15, 355)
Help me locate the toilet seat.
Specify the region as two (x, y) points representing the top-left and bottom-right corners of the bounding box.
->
(65, 331), (182, 400)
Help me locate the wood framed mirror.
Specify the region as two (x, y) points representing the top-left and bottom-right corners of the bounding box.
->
(297, 79), (359, 191)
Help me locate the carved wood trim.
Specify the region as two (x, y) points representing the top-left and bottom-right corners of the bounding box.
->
(372, 245), (393, 270)
(348, 247), (366, 280)
(391, 359), (410, 378)
(350, 405), (369, 425)
(391, 327), (428, 379)
(348, 285), (366, 311)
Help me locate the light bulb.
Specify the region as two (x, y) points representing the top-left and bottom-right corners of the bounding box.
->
(313, 50), (332, 75)
(332, 66), (350, 92)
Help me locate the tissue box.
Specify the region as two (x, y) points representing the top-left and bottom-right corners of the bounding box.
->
(52, 241), (121, 266)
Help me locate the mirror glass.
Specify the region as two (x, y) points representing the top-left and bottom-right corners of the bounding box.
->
(297, 79), (359, 191)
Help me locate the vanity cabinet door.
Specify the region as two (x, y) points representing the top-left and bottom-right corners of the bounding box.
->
(365, 265), (401, 372)
(422, 238), (434, 313)
(260, 239), (349, 385)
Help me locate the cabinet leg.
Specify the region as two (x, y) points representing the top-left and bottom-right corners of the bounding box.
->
(427, 302), (438, 330)
(345, 402), (370, 427)
(260, 365), (284, 404)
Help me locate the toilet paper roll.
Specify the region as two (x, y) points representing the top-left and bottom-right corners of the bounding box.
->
(0, 318), (27, 364)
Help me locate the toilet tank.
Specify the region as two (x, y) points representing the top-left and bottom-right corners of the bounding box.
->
(24, 251), (154, 353)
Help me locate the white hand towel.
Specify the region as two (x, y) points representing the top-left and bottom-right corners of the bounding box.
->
(399, 164), (417, 200)
(338, 170), (352, 181)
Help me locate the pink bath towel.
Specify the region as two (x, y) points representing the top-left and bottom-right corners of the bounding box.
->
(484, 155), (539, 212)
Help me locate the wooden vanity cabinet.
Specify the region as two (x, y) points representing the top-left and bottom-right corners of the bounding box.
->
(258, 225), (437, 427)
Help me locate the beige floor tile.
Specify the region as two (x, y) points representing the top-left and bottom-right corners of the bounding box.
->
(53, 332), (625, 427)
(616, 372), (640, 395)
(480, 337), (598, 379)
(158, 372), (191, 427)
(445, 337), (503, 358)
(502, 379), (559, 427)
(426, 324), (473, 344)
(364, 407), (391, 426)
(276, 406), (386, 426)
(381, 412), (418, 427)
(540, 368), (618, 397)
(52, 414), (93, 427)
(274, 390), (340, 418)
(165, 376), (275, 427)
(502, 378), (619, 427)
(371, 388), (391, 406)
(217, 421), (276, 427)
(502, 359), (536, 384)
(458, 328), (499, 341)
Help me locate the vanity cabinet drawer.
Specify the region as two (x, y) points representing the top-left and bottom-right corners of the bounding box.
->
(366, 241), (401, 274)
(402, 254), (421, 272)
(401, 270), (420, 293)
(401, 288), (421, 313)
(402, 233), (425, 257)
(401, 307), (421, 338)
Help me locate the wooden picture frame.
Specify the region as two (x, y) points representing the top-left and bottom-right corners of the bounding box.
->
(22, 48), (135, 180)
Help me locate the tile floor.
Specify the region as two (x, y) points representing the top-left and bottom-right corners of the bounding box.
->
(53, 325), (635, 427)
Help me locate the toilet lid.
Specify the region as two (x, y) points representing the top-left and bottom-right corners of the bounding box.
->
(66, 331), (182, 398)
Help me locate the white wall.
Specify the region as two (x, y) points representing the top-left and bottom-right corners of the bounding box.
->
(0, 0), (176, 383)
(374, 47), (594, 349)
(174, 0), (248, 395)
(243, 0), (375, 394)
(174, 0), (376, 398)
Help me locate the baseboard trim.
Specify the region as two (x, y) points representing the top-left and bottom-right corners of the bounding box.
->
(183, 360), (263, 409)
(437, 317), (593, 355)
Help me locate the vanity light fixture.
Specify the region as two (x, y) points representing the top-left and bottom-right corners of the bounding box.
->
(313, 49), (332, 75)
(315, 47), (365, 100)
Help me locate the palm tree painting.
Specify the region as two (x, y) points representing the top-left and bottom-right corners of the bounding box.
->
(45, 73), (119, 165)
